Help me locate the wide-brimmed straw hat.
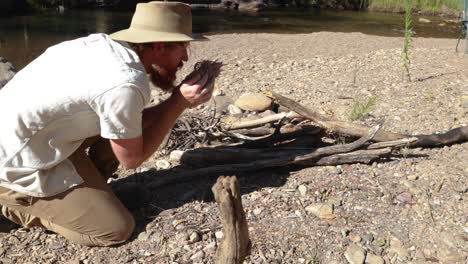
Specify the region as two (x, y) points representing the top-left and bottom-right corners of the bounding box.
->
(110, 1), (205, 43)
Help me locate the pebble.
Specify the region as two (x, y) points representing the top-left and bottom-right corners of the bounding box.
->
(189, 232), (201, 243)
(305, 203), (334, 218)
(137, 231), (152, 241)
(215, 231), (224, 239)
(418, 18), (431, 23)
(365, 253), (385, 264)
(388, 237), (409, 258)
(349, 234), (362, 243)
(48, 242), (64, 250)
(253, 208), (263, 216)
(155, 159), (171, 170)
(344, 244), (366, 264)
(227, 104), (243, 115)
(169, 150), (184, 162)
(437, 248), (466, 263)
(298, 185), (308, 196)
(407, 175), (418, 180)
(190, 250), (205, 262)
(395, 192), (412, 204)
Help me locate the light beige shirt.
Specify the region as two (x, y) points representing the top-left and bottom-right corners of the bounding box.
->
(0, 34), (151, 197)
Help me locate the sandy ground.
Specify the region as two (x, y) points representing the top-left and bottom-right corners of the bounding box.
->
(0, 32), (467, 264)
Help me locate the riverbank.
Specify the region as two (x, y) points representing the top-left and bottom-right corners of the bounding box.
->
(0, 32), (467, 263)
(369, 0), (463, 17)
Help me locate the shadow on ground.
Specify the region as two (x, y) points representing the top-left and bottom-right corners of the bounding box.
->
(111, 164), (296, 240)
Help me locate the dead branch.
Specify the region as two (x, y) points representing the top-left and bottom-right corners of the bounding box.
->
(223, 111), (302, 130)
(367, 137), (418, 149)
(411, 126), (468, 148)
(181, 125), (380, 166)
(269, 91), (408, 142)
(212, 176), (251, 264)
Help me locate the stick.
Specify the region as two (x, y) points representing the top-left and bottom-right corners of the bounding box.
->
(223, 112), (302, 130)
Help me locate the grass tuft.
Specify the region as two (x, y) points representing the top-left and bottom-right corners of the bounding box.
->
(349, 96), (377, 121)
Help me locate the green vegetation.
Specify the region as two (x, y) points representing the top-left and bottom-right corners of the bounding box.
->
(369, 0), (463, 13)
(349, 96), (377, 121)
(402, 0), (413, 81)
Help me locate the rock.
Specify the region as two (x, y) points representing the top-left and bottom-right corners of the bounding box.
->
(349, 234), (362, 243)
(227, 104), (243, 115)
(396, 192), (412, 204)
(234, 93), (273, 112)
(215, 231), (223, 239)
(365, 253), (384, 264)
(155, 159), (171, 170)
(437, 248), (466, 263)
(0, 57), (16, 89)
(169, 150), (184, 162)
(418, 18), (431, 23)
(189, 231), (201, 243)
(212, 88), (225, 96)
(137, 231), (152, 241)
(253, 208), (263, 216)
(344, 244), (366, 264)
(305, 203), (334, 218)
(388, 237), (409, 258)
(298, 185), (308, 196)
(407, 175), (419, 180)
(190, 250), (205, 262)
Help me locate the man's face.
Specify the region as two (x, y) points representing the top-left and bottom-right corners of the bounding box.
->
(149, 42), (189, 91)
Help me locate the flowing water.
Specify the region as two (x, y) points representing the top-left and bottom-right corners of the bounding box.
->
(0, 8), (462, 69)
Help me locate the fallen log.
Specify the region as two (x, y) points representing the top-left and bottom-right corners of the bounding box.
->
(147, 126), (386, 188)
(268, 91), (468, 147)
(212, 176), (251, 264)
(412, 126), (468, 148)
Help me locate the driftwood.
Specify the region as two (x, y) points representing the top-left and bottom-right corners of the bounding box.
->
(412, 126), (468, 147)
(152, 92), (467, 189)
(212, 176), (251, 264)
(223, 111), (301, 130)
(148, 125), (390, 188)
(267, 91), (408, 142)
(265, 92), (468, 147)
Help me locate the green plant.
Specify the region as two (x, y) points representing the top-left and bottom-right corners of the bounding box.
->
(349, 96), (377, 121)
(306, 255), (320, 264)
(402, 0), (413, 81)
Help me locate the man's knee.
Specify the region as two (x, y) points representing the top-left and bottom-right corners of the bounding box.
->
(98, 212), (135, 246)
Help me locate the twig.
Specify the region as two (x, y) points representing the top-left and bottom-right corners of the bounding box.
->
(223, 112), (302, 130)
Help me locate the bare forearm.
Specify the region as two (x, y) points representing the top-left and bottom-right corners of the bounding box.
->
(140, 94), (188, 161)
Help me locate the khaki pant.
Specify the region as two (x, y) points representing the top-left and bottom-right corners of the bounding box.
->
(0, 137), (135, 247)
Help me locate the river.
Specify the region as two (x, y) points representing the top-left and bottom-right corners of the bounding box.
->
(0, 8), (462, 69)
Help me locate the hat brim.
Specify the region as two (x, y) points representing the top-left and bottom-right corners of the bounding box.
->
(110, 28), (208, 43)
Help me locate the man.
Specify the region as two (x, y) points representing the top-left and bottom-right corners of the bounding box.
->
(0, 1), (213, 246)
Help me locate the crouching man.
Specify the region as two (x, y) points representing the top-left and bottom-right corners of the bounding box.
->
(0, 1), (213, 246)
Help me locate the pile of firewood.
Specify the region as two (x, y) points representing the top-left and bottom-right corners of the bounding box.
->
(162, 91), (467, 173)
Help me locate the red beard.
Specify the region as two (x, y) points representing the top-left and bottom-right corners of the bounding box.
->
(149, 64), (177, 92)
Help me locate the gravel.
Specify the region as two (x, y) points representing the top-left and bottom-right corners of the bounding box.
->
(0, 32), (467, 263)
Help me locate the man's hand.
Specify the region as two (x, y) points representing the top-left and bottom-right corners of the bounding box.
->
(176, 71), (214, 108)
(175, 60), (222, 108)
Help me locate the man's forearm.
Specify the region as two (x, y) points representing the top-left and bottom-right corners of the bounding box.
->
(140, 93), (188, 161)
